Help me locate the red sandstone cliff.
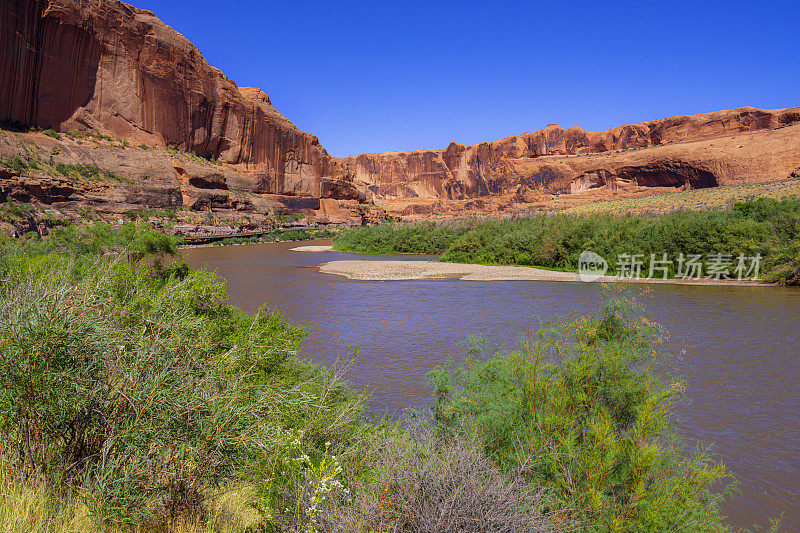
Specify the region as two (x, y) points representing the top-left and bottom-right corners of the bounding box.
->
(0, 0), (356, 198)
(335, 107), (800, 206)
(2, 0), (799, 220)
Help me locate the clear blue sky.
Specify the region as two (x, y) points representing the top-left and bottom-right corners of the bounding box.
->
(133, 0), (799, 156)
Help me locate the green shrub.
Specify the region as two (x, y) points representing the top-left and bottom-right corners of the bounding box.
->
(42, 129), (62, 140)
(5, 222), (178, 261)
(0, 155), (33, 173)
(0, 226), (365, 527)
(0, 202), (35, 224)
(427, 296), (731, 531)
(333, 222), (468, 254)
(211, 228), (335, 247)
(54, 161), (132, 183)
(312, 228), (336, 239)
(0, 262), (295, 524)
(212, 234), (262, 246)
(276, 229), (313, 241)
(446, 198), (800, 281)
(276, 212), (305, 223)
(0, 152), (133, 184)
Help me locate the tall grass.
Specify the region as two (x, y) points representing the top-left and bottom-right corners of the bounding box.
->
(0, 224), (366, 530)
(0, 473), (91, 533)
(0, 471), (261, 532)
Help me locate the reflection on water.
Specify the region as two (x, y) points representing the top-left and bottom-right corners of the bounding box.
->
(186, 240), (800, 530)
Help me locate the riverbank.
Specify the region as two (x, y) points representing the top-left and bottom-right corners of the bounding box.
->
(319, 258), (766, 285)
(331, 197), (800, 285)
(291, 244), (768, 285)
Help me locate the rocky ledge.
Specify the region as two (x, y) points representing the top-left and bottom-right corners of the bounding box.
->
(0, 128), (387, 237)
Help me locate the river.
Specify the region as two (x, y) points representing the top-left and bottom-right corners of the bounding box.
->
(185, 240), (800, 530)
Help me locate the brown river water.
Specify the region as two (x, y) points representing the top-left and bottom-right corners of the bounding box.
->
(186, 240), (800, 531)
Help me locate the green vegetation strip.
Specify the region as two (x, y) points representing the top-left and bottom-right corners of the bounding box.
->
(565, 179), (800, 215)
(0, 223), (739, 530)
(0, 152), (133, 184)
(333, 197), (800, 284)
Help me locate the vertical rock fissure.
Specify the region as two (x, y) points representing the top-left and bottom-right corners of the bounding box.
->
(27, 1), (46, 126)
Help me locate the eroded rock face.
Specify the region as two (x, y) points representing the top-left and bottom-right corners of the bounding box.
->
(2, 0), (798, 219)
(0, 0), (347, 197)
(0, 129), (387, 228)
(335, 107), (800, 206)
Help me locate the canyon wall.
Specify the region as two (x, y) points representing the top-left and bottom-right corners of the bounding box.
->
(0, 0), (355, 198)
(336, 107), (800, 204)
(2, 0), (799, 217)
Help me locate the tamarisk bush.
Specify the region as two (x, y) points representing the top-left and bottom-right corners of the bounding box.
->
(427, 295), (732, 531)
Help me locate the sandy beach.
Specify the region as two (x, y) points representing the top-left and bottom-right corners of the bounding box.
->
(319, 259), (766, 285)
(291, 245), (335, 252)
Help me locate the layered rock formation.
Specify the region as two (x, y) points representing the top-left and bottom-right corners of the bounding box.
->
(1, 0), (798, 222)
(336, 107), (800, 210)
(0, 0), (358, 199)
(0, 129), (386, 231)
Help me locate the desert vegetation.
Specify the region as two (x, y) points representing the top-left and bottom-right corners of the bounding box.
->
(0, 201), (35, 225)
(0, 149), (133, 184)
(565, 179), (800, 215)
(427, 297), (731, 531)
(0, 224), (736, 531)
(0, 223), (364, 531)
(333, 197), (800, 284)
(331, 222), (467, 255)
